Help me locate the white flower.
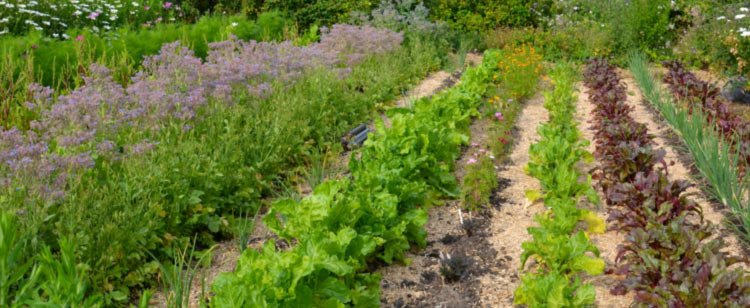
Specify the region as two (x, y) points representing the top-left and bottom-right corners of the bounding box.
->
(718, 16), (727, 21)
(42, 20), (50, 26)
(62, 33), (70, 39)
(742, 31), (750, 37)
(52, 33), (59, 37)
(742, 7), (749, 12)
(736, 14), (746, 19)
(131, 2), (138, 6)
(231, 22), (238, 27)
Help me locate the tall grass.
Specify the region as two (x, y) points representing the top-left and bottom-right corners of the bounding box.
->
(629, 52), (750, 243)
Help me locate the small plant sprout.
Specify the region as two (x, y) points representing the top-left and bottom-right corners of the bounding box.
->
(461, 217), (481, 237)
(439, 251), (474, 283)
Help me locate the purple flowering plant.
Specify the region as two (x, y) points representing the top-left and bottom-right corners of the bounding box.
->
(0, 23), (433, 295)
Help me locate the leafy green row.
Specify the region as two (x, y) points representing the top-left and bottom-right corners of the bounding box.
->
(208, 51), (498, 307)
(514, 63), (606, 308)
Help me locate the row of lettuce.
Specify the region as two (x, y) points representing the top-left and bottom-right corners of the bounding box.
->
(0, 25), (451, 306)
(208, 50), (500, 306)
(584, 58), (750, 307)
(513, 62), (606, 307)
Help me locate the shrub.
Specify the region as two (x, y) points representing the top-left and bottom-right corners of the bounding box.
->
(424, 0), (554, 31)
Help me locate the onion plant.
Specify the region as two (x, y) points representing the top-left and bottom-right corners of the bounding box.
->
(629, 52), (750, 244)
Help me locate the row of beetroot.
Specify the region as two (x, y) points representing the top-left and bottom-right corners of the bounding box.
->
(514, 63), (606, 307)
(209, 50), (500, 307)
(583, 59), (750, 307)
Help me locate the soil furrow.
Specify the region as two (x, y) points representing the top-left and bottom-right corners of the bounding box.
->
(475, 89), (548, 307)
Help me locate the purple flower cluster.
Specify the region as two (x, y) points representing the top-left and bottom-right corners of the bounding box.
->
(1, 24), (403, 202)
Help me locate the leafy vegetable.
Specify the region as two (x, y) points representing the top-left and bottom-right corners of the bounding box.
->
(210, 49), (499, 307)
(514, 62), (605, 308)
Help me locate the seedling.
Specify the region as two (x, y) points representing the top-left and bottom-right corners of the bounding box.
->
(439, 251), (474, 283)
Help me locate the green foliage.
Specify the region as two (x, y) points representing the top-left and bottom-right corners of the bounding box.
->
(0, 211), (104, 307)
(461, 153), (497, 211)
(209, 49), (498, 307)
(486, 44), (542, 100)
(0, 211), (40, 308)
(151, 239), (212, 308)
(244, 0), (377, 29)
(31, 238), (103, 307)
(425, 0), (554, 31)
(612, 0), (674, 58)
(0, 13), (289, 128)
(515, 272), (596, 308)
(6, 34), (446, 305)
(514, 62), (604, 308)
(673, 2), (750, 75)
(483, 24), (613, 62)
(629, 52), (750, 245)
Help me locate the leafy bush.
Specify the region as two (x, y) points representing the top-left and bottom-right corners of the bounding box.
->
(350, 0), (482, 59)
(424, 0), (554, 31)
(672, 2), (750, 74)
(242, 0), (376, 29)
(489, 43), (542, 99)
